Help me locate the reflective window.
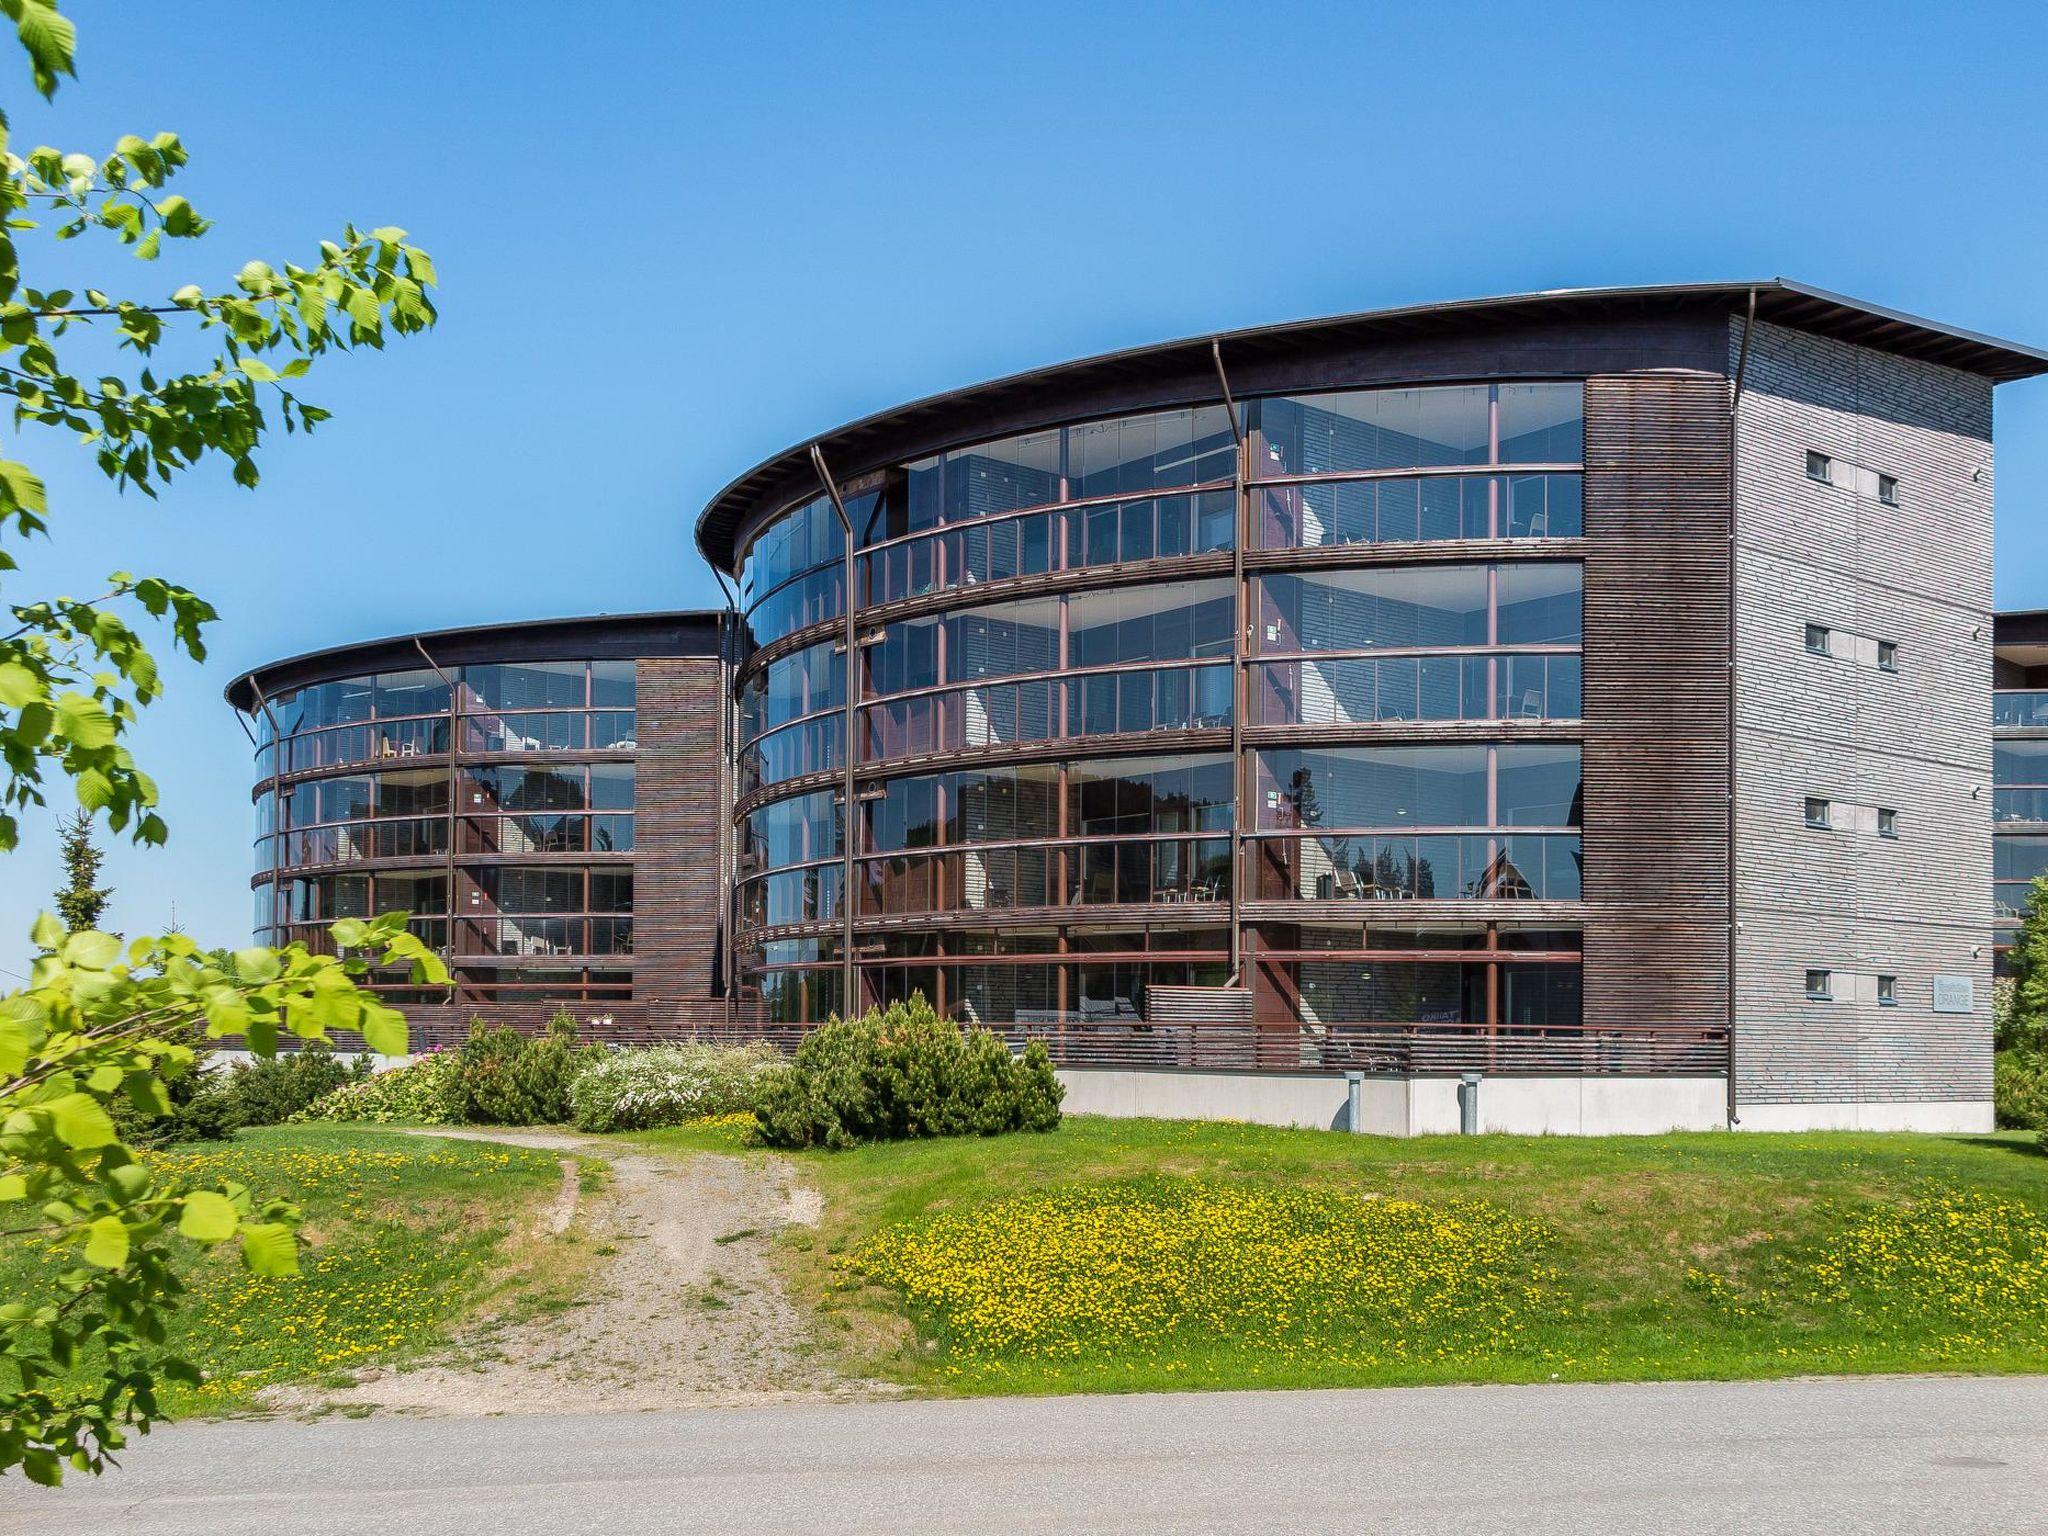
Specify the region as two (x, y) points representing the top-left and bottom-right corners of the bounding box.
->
(1256, 562), (1581, 653)
(1249, 382), (1582, 478)
(743, 790), (842, 870)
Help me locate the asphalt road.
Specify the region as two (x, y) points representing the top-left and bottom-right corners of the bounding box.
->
(6, 1375), (2047, 1536)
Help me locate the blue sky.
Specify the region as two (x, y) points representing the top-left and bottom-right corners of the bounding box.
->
(5, 0), (2047, 965)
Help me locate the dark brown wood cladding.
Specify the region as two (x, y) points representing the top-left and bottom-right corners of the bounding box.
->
(1580, 370), (1733, 1034)
(632, 657), (730, 1012)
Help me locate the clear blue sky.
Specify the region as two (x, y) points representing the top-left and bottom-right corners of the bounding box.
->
(6, 0), (2047, 965)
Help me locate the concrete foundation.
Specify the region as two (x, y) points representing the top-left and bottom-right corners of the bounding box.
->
(1733, 1099), (1994, 1133)
(1054, 1069), (1731, 1136)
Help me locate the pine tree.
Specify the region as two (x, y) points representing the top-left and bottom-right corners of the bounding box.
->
(53, 807), (111, 934)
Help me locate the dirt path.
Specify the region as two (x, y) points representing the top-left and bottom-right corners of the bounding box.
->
(297, 1128), (887, 1417)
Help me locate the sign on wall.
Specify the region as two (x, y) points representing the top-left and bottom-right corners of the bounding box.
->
(1932, 976), (1976, 1015)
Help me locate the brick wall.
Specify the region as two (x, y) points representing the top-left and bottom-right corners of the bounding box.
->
(1731, 318), (1995, 1108)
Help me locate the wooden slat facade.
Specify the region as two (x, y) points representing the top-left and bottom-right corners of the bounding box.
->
(1579, 371), (1733, 1037)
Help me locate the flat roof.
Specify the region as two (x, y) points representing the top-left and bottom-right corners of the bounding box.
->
(695, 279), (2048, 572)
(225, 610), (726, 711)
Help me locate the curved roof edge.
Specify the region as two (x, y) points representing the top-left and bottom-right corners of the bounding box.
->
(694, 278), (2048, 573)
(224, 610), (727, 711)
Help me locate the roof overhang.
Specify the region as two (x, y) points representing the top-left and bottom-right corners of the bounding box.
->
(225, 610), (727, 711)
(694, 279), (2048, 573)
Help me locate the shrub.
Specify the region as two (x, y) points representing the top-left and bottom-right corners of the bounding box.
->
(105, 1014), (239, 1146)
(224, 1044), (372, 1127)
(753, 993), (1062, 1150)
(450, 1012), (601, 1126)
(568, 1043), (782, 1133)
(293, 1052), (464, 1125)
(1995, 1049), (2048, 1131)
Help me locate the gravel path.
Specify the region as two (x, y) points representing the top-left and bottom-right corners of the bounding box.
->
(299, 1128), (887, 1416)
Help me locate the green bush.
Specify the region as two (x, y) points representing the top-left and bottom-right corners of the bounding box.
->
(292, 1052), (463, 1125)
(106, 1016), (239, 1146)
(567, 1042), (781, 1133)
(753, 993), (1062, 1150)
(224, 1044), (372, 1127)
(450, 1012), (601, 1126)
(1995, 1049), (2048, 1131)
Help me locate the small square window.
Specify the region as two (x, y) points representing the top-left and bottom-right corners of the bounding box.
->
(1877, 474), (1899, 506)
(1877, 640), (1898, 672)
(1805, 969), (1834, 1000)
(1877, 807), (1898, 839)
(1804, 796), (1832, 829)
(1877, 974), (1898, 1006)
(1806, 451), (1833, 484)
(1805, 623), (1831, 656)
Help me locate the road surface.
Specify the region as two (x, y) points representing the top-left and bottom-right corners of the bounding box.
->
(6, 1375), (2047, 1535)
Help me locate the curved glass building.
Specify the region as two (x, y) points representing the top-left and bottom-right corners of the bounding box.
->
(234, 281), (2048, 1132)
(227, 614), (730, 1035)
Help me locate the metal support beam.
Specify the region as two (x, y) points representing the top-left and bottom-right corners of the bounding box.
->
(1214, 341), (1249, 989)
(810, 441), (860, 1018)
(413, 637), (463, 1005)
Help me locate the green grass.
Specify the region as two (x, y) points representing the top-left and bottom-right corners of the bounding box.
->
(0, 1125), (568, 1415)
(756, 1116), (2048, 1395)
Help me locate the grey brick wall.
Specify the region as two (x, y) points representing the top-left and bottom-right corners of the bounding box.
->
(1731, 318), (1995, 1108)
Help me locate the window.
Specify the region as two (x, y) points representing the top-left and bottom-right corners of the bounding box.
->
(1804, 623), (1831, 656)
(1877, 807), (1898, 839)
(1805, 969), (1833, 1000)
(1877, 474), (1899, 506)
(1805, 451), (1833, 484)
(1877, 640), (1898, 673)
(1804, 796), (1832, 829)
(1877, 974), (1898, 1007)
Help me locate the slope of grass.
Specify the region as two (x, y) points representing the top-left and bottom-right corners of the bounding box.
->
(1, 1125), (568, 1416)
(760, 1117), (2048, 1394)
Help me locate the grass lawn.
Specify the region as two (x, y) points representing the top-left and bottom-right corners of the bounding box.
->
(1, 1125), (571, 1416)
(641, 1116), (2048, 1396)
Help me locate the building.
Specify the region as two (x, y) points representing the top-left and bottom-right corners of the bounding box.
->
(230, 280), (2048, 1134)
(1994, 609), (2048, 966)
(226, 613), (734, 1041)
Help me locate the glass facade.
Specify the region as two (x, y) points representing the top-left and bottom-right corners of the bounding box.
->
(249, 658), (637, 1003)
(734, 380), (1588, 1035)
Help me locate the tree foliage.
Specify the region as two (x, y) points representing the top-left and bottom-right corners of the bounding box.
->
(51, 805), (105, 932)
(0, 1), (435, 854)
(2002, 877), (2048, 1054)
(1, 915), (444, 1482)
(0, 1), (440, 1483)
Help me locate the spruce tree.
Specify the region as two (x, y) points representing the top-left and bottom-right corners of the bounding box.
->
(2003, 876), (2048, 1054)
(53, 806), (111, 933)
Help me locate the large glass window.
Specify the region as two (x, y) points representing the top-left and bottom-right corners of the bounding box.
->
(743, 790), (842, 870)
(1255, 562), (1581, 653)
(742, 641), (844, 742)
(1256, 745), (1580, 831)
(1249, 382), (1582, 478)
(862, 582), (1231, 700)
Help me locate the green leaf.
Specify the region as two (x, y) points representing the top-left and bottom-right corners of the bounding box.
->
(60, 929), (121, 969)
(9, 0), (77, 100)
(231, 946), (280, 983)
(178, 1190), (238, 1243)
(29, 911), (63, 951)
(239, 1221), (298, 1276)
(0, 1174), (26, 1203)
(51, 691), (117, 750)
(330, 917), (369, 948)
(358, 1004), (408, 1058)
(0, 659), (38, 707)
(44, 1091), (116, 1149)
(82, 1216), (130, 1269)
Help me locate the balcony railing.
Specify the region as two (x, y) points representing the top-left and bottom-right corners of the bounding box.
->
(1995, 691), (2048, 729)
